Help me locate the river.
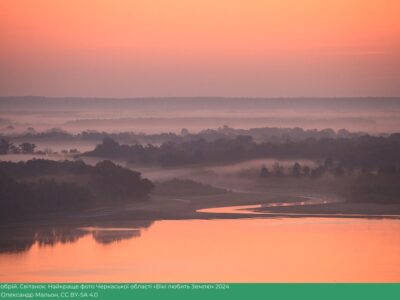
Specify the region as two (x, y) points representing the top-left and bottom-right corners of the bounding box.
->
(0, 208), (399, 282)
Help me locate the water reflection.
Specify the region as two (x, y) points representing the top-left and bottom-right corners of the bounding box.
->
(197, 198), (338, 215)
(91, 229), (142, 245)
(0, 220), (153, 254)
(1, 218), (399, 282)
(198, 201), (400, 219)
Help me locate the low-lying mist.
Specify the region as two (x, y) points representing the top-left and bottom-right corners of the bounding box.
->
(1, 97), (400, 134)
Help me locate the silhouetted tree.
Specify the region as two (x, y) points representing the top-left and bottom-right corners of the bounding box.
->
(260, 165), (270, 178)
(0, 138), (12, 154)
(272, 162), (284, 176)
(181, 128), (190, 136)
(302, 165), (311, 177)
(291, 162), (301, 177)
(90, 160), (154, 200)
(19, 142), (36, 154)
(311, 165), (325, 178)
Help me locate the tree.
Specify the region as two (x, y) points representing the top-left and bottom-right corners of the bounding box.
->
(91, 138), (120, 156)
(90, 160), (154, 200)
(311, 165), (326, 178)
(9, 144), (20, 154)
(302, 165), (311, 177)
(0, 138), (12, 154)
(19, 143), (36, 154)
(324, 158), (334, 169)
(272, 162), (284, 176)
(260, 165), (270, 178)
(291, 162), (301, 177)
(181, 128), (190, 136)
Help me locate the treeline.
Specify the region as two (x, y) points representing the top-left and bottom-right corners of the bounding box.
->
(0, 159), (154, 222)
(259, 161), (347, 179)
(1, 128), (180, 145)
(85, 134), (400, 169)
(347, 173), (400, 204)
(259, 158), (400, 179)
(258, 160), (400, 204)
(201, 125), (366, 142)
(1, 125), (367, 146)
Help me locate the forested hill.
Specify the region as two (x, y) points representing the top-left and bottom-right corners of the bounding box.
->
(0, 159), (154, 222)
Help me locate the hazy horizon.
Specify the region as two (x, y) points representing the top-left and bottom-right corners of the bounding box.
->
(2, 95), (400, 99)
(1, 96), (400, 134)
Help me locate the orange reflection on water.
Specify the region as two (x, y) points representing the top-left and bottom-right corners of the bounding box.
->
(0, 218), (399, 282)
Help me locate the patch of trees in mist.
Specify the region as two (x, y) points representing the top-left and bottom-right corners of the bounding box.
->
(0, 159), (154, 223)
(0, 139), (36, 154)
(0, 137), (79, 155)
(258, 160), (400, 204)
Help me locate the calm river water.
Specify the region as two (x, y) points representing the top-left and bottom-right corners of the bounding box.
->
(0, 214), (399, 282)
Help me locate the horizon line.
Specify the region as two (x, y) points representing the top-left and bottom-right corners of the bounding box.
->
(1, 95), (400, 100)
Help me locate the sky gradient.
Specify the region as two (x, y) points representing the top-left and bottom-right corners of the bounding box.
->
(0, 0), (399, 97)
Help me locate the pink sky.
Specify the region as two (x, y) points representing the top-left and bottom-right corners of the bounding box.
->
(0, 0), (399, 97)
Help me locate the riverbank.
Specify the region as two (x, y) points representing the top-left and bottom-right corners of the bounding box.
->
(3, 190), (399, 232)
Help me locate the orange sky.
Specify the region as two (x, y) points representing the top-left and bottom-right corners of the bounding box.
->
(0, 0), (399, 97)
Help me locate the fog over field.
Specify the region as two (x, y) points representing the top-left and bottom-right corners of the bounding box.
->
(1, 97), (400, 134)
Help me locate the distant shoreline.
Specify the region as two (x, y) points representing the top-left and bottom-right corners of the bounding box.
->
(2, 191), (400, 230)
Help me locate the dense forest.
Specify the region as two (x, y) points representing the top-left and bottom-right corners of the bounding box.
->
(85, 133), (400, 169)
(0, 159), (154, 222)
(0, 125), (367, 147)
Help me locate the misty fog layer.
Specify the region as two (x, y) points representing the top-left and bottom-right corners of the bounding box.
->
(1, 97), (400, 134)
